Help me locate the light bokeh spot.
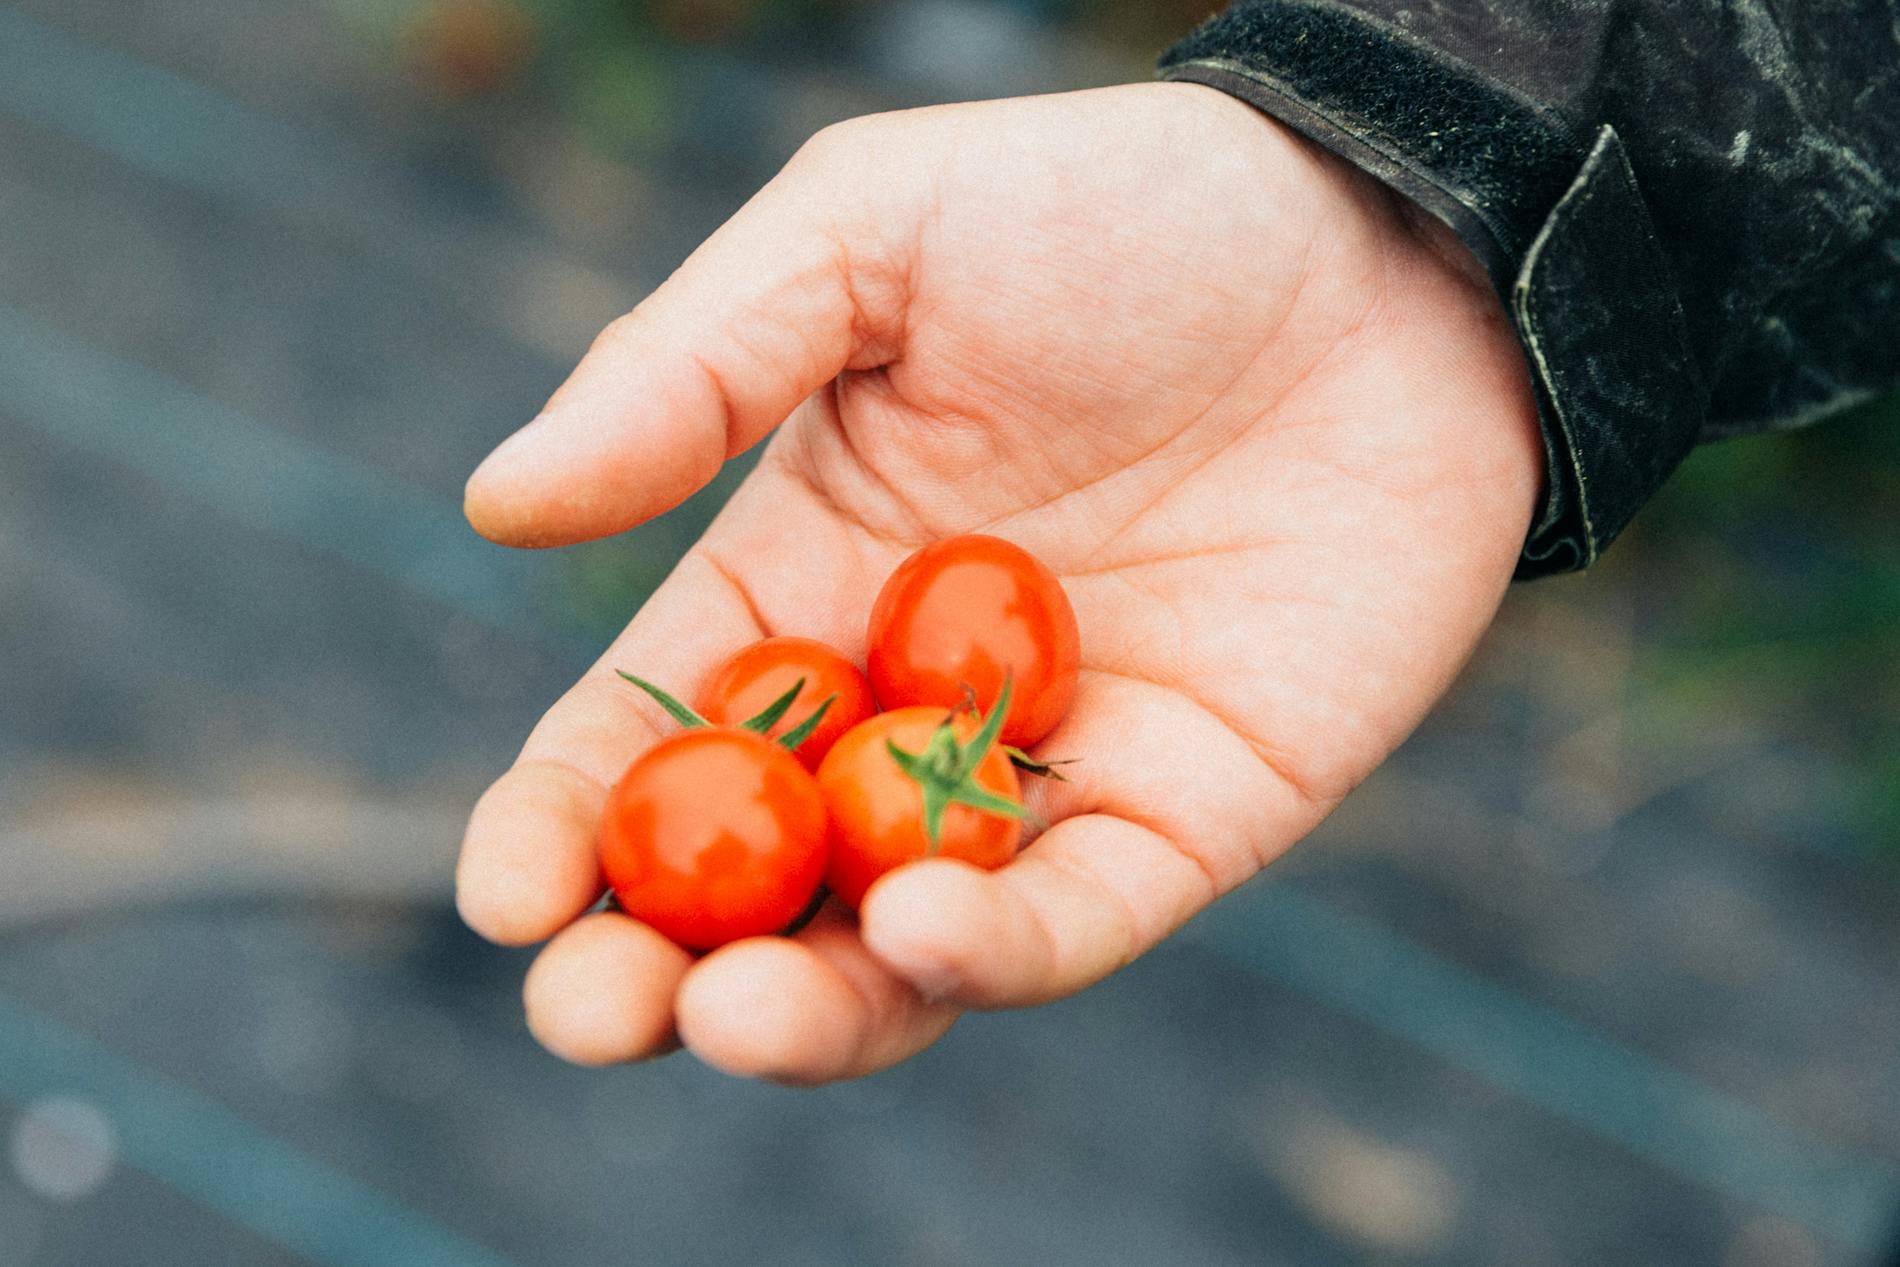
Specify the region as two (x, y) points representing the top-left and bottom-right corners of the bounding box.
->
(8, 1096), (119, 1202)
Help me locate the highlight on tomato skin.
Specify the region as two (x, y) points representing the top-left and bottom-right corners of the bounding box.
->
(866, 534), (1080, 749)
(695, 636), (878, 771)
(597, 727), (828, 951)
(816, 706), (1025, 911)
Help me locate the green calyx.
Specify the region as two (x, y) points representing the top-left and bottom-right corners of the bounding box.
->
(617, 670), (835, 755)
(885, 677), (1025, 851)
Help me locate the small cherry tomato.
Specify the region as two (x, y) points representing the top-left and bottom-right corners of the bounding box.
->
(695, 637), (877, 771)
(598, 727), (826, 950)
(817, 706), (1024, 910)
(867, 535), (1079, 748)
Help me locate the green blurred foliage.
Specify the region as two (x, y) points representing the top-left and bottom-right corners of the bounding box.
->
(568, 38), (672, 155)
(360, 0), (1225, 154)
(1623, 392), (1900, 849)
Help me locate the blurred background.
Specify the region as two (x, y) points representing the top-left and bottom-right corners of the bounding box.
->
(1, 1), (1896, 1263)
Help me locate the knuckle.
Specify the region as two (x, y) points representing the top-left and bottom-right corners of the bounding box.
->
(589, 307), (646, 357)
(797, 116), (860, 161)
(791, 113), (883, 179)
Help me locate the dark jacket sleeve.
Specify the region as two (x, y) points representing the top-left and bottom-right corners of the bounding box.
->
(1159, 1), (1900, 576)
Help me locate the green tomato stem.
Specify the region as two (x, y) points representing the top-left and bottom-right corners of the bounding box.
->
(739, 677), (807, 733)
(776, 693), (837, 753)
(884, 676), (1024, 850)
(616, 671), (709, 728)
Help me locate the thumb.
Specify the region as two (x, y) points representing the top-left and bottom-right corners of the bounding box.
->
(465, 120), (914, 547)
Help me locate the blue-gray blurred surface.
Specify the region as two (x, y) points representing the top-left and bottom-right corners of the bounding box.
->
(2, 2), (1897, 1265)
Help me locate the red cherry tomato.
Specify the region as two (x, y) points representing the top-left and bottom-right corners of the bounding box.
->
(867, 535), (1079, 748)
(598, 727), (826, 950)
(695, 636), (877, 771)
(817, 707), (1024, 910)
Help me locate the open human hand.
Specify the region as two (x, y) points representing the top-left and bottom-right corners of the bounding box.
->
(456, 82), (1544, 1082)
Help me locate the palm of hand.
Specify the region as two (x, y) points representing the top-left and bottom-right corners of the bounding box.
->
(457, 84), (1543, 1082)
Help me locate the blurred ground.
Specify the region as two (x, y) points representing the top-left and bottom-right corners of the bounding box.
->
(1, 2), (1896, 1264)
